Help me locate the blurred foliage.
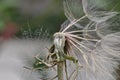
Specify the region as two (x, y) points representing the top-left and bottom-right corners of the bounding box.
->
(0, 0), (66, 37)
(15, 0), (66, 36)
(0, 0), (18, 30)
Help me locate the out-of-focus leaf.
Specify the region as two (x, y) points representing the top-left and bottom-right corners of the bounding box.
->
(0, 20), (5, 31)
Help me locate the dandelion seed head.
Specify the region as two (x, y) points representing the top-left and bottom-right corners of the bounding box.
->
(17, 0), (120, 80)
(52, 0), (120, 80)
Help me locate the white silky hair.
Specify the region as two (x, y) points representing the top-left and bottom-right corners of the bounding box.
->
(67, 40), (120, 80)
(1, 0), (120, 80)
(54, 0), (120, 80)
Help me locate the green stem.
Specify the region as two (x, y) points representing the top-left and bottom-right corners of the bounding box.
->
(57, 51), (65, 80)
(57, 61), (64, 80)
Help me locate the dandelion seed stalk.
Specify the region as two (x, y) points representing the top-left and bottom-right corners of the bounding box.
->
(35, 0), (120, 79)
(57, 54), (64, 80)
(53, 33), (66, 80)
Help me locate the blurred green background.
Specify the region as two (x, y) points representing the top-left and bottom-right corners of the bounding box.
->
(0, 0), (120, 39)
(0, 0), (66, 39)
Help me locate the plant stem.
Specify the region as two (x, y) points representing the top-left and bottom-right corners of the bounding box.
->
(57, 52), (64, 80)
(57, 61), (64, 80)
